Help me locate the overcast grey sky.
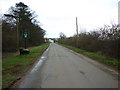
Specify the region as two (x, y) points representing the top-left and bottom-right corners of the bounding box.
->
(0, 0), (119, 38)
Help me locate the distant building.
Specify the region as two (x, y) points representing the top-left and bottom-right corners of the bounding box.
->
(44, 38), (54, 43)
(48, 39), (54, 43)
(118, 1), (120, 24)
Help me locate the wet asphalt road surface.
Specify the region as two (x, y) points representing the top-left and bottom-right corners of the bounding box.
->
(18, 43), (118, 88)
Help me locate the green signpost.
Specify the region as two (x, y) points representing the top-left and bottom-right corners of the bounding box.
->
(23, 31), (28, 49)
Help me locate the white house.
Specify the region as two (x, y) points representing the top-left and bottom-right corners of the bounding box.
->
(49, 39), (54, 43)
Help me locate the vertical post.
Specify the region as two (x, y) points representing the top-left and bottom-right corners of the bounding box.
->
(25, 38), (27, 49)
(0, 17), (2, 90)
(118, 1), (120, 24)
(76, 17), (79, 47)
(76, 17), (79, 37)
(24, 31), (28, 49)
(16, 18), (19, 50)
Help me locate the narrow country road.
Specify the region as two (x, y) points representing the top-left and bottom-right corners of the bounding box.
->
(18, 43), (118, 88)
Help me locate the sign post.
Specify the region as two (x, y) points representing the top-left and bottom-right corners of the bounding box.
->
(23, 31), (28, 49)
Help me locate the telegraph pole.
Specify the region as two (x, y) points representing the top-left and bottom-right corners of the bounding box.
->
(118, 1), (120, 24)
(76, 17), (79, 37)
(76, 17), (79, 47)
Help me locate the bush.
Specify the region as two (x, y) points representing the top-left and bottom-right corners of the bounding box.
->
(58, 24), (120, 59)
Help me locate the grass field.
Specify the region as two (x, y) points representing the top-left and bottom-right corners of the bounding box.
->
(59, 43), (120, 69)
(2, 43), (49, 88)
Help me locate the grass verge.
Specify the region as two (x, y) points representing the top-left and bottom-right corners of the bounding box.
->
(2, 43), (50, 88)
(58, 43), (120, 69)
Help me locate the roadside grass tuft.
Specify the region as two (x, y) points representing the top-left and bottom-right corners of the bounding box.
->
(59, 44), (119, 69)
(2, 43), (50, 88)
(2, 73), (15, 88)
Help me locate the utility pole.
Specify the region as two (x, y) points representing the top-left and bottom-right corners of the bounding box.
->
(76, 17), (79, 47)
(118, 1), (120, 24)
(76, 17), (79, 37)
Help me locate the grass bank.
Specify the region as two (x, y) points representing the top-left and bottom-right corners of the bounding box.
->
(2, 43), (50, 88)
(58, 43), (119, 69)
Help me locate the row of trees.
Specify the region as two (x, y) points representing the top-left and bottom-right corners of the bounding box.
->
(2, 2), (45, 52)
(58, 24), (120, 59)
